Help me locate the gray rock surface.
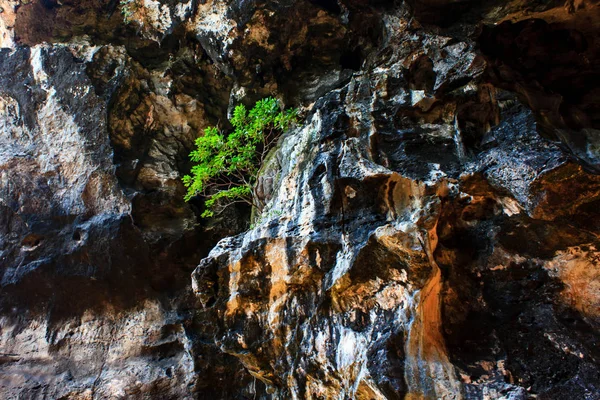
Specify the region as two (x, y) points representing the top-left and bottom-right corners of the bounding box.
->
(0, 44), (253, 399)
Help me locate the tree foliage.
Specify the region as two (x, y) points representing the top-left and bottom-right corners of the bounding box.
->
(183, 97), (297, 218)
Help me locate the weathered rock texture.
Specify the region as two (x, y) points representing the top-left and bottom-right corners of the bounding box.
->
(1, 0), (600, 399)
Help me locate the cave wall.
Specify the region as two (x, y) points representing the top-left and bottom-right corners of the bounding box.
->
(1, 0), (599, 399)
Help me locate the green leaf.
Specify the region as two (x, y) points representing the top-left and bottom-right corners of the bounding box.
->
(182, 97), (299, 218)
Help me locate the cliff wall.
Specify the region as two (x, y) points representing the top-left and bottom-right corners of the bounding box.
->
(1, 0), (599, 399)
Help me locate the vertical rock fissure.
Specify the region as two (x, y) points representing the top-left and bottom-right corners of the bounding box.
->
(404, 229), (461, 400)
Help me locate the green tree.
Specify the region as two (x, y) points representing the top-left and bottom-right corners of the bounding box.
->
(183, 97), (297, 218)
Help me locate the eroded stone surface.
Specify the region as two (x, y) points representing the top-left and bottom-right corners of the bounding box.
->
(191, 3), (600, 399)
(0, 44), (254, 399)
(1, 0), (600, 399)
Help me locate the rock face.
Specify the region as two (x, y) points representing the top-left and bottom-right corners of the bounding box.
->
(0, 43), (252, 399)
(1, 0), (600, 399)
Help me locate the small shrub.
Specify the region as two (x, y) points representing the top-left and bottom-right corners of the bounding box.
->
(183, 97), (297, 218)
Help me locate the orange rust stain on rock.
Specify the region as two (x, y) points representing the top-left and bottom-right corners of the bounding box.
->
(404, 228), (461, 400)
(546, 245), (600, 322)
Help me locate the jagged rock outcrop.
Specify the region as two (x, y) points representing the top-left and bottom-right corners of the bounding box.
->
(191, 1), (600, 399)
(1, 0), (599, 399)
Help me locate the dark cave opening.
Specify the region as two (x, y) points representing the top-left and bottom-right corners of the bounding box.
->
(309, 0), (342, 14)
(340, 47), (364, 71)
(478, 16), (600, 170)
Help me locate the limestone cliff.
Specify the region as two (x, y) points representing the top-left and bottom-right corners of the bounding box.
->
(0, 0), (599, 399)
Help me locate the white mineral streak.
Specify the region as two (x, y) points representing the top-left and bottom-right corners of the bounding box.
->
(336, 328), (368, 396)
(30, 46), (49, 87)
(328, 238), (354, 290)
(1, 45), (129, 217)
(289, 115), (324, 238)
(453, 115), (467, 161)
(250, 110), (323, 241)
(175, 0), (193, 20)
(411, 89), (427, 106)
(142, 0), (173, 37)
(193, 1), (237, 49)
